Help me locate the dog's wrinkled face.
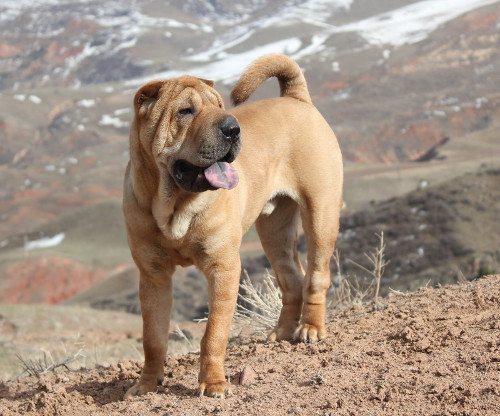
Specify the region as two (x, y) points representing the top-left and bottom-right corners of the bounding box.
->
(133, 76), (241, 192)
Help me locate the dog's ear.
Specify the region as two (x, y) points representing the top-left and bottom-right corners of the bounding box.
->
(133, 80), (171, 155)
(198, 78), (214, 87)
(135, 80), (164, 108)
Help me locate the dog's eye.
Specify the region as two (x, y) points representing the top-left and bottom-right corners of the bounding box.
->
(178, 108), (194, 116)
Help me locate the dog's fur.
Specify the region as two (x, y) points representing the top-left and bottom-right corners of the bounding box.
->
(122, 54), (343, 399)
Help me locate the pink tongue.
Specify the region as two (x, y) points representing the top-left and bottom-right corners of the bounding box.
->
(203, 162), (239, 190)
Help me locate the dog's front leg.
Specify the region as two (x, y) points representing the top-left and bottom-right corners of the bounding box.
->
(124, 264), (174, 399)
(197, 257), (240, 398)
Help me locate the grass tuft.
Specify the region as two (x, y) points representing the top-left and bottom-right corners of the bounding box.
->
(16, 345), (85, 378)
(233, 271), (281, 335)
(233, 234), (392, 335)
(347, 232), (389, 303)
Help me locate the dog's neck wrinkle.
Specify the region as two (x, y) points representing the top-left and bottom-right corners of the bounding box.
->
(128, 130), (161, 206)
(154, 187), (217, 241)
(130, 159), (159, 206)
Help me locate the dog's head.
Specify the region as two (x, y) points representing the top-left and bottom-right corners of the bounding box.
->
(131, 76), (241, 193)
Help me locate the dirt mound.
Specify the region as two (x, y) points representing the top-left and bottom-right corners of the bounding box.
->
(1, 275), (499, 415)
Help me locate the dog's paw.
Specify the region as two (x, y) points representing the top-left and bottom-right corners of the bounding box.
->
(267, 326), (295, 342)
(294, 323), (325, 344)
(123, 380), (159, 400)
(197, 381), (233, 399)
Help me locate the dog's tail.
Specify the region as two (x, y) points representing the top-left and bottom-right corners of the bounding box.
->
(231, 54), (312, 106)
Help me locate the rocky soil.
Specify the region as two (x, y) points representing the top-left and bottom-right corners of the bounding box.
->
(1, 274), (499, 415)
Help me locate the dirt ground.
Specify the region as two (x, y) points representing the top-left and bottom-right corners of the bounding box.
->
(0, 275), (499, 416)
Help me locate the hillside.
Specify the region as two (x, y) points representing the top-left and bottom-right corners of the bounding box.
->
(334, 164), (500, 291)
(0, 274), (499, 415)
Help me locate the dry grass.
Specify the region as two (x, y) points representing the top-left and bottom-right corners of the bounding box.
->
(16, 345), (86, 378)
(232, 271), (282, 335)
(233, 234), (390, 334)
(330, 250), (376, 308)
(329, 232), (389, 309)
(347, 232), (389, 303)
(172, 325), (194, 350)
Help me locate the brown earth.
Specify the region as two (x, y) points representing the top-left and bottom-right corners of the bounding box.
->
(0, 256), (118, 304)
(1, 275), (499, 415)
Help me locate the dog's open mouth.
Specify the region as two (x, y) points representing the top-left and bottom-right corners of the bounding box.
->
(173, 153), (239, 193)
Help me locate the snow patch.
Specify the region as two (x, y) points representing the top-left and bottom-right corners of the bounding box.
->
(113, 108), (131, 116)
(332, 88), (352, 102)
(337, 0), (500, 46)
(25, 233), (65, 251)
(77, 99), (96, 108)
(99, 114), (129, 129)
(28, 95), (42, 104)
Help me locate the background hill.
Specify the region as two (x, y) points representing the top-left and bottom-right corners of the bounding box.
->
(0, 0), (500, 381)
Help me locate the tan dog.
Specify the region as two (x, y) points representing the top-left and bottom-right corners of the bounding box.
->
(122, 54), (343, 399)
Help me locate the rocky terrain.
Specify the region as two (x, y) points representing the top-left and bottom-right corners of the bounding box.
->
(0, 274), (499, 415)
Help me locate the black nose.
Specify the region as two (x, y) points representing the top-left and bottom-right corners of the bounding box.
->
(219, 117), (240, 143)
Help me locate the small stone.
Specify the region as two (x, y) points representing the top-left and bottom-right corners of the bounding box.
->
(239, 365), (257, 385)
(56, 375), (69, 383)
(372, 302), (386, 311)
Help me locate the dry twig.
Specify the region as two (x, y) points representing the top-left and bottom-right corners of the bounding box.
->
(16, 345), (85, 378)
(348, 232), (389, 302)
(172, 325), (193, 349)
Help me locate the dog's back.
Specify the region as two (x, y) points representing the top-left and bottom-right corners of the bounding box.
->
(231, 54), (312, 106)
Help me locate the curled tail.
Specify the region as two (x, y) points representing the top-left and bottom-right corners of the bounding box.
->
(231, 54), (312, 106)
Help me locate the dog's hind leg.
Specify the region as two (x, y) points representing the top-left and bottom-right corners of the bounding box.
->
(256, 196), (305, 341)
(296, 195), (341, 343)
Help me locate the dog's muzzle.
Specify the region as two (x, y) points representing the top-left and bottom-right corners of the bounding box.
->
(173, 116), (241, 193)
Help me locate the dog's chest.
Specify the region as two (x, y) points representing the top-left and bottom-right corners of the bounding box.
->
(152, 194), (208, 242)
(152, 201), (188, 241)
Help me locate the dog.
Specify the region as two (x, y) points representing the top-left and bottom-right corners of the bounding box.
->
(122, 54), (343, 399)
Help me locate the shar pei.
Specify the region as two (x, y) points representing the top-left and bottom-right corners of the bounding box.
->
(122, 54), (343, 399)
